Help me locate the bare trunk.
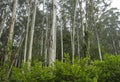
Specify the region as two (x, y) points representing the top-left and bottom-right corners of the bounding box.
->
(60, 22), (63, 62)
(71, 0), (78, 63)
(5, 0), (18, 62)
(40, 0), (46, 56)
(112, 40), (117, 55)
(44, 17), (48, 66)
(78, 0), (84, 57)
(24, 0), (31, 63)
(96, 32), (102, 61)
(60, 21), (66, 62)
(48, 0), (56, 65)
(77, 25), (80, 59)
(40, 31), (44, 56)
(85, 0), (88, 56)
(28, 0), (37, 68)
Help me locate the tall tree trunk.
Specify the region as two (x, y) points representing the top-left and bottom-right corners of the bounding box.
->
(60, 22), (63, 62)
(85, 0), (88, 56)
(78, 0), (84, 58)
(48, 0), (56, 65)
(112, 40), (117, 55)
(40, 31), (44, 56)
(28, 0), (37, 68)
(96, 32), (102, 61)
(77, 24), (80, 59)
(5, 0), (18, 63)
(24, 0), (31, 63)
(78, 0), (84, 39)
(40, 0), (46, 57)
(44, 17), (48, 66)
(71, 0), (78, 63)
(83, 0), (90, 57)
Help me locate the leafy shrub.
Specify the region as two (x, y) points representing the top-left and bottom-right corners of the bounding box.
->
(98, 55), (120, 82)
(10, 62), (55, 82)
(7, 54), (120, 82)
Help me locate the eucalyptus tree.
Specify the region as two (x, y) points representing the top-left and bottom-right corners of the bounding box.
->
(71, 0), (78, 63)
(44, 16), (49, 66)
(41, 0), (47, 57)
(28, 0), (37, 68)
(94, 0), (112, 60)
(5, 0), (18, 63)
(100, 8), (120, 55)
(84, 0), (113, 60)
(48, 0), (57, 65)
(57, 0), (72, 62)
(24, 0), (32, 63)
(0, 0), (120, 68)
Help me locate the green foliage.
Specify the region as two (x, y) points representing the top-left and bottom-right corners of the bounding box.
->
(0, 68), (3, 81)
(54, 58), (98, 82)
(3, 54), (120, 82)
(97, 54), (120, 82)
(10, 62), (55, 82)
(63, 53), (70, 63)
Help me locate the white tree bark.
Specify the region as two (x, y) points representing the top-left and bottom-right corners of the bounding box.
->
(24, 0), (31, 63)
(28, 0), (37, 68)
(71, 0), (78, 63)
(40, 0), (46, 56)
(96, 32), (102, 61)
(77, 24), (80, 59)
(48, 0), (56, 65)
(78, 0), (84, 38)
(60, 22), (63, 62)
(5, 0), (18, 62)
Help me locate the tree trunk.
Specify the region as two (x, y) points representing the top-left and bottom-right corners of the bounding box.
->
(60, 22), (63, 62)
(78, 0), (84, 58)
(40, 31), (44, 56)
(44, 17), (48, 66)
(48, 0), (56, 65)
(112, 40), (117, 55)
(5, 0), (18, 63)
(24, 0), (31, 63)
(77, 24), (80, 59)
(71, 0), (78, 63)
(40, 0), (46, 57)
(28, 0), (37, 68)
(96, 32), (102, 61)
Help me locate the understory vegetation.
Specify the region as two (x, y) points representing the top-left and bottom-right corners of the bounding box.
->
(1, 54), (120, 82)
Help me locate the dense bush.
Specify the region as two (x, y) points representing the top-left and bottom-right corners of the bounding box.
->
(10, 62), (55, 82)
(1, 54), (120, 82)
(94, 55), (120, 82)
